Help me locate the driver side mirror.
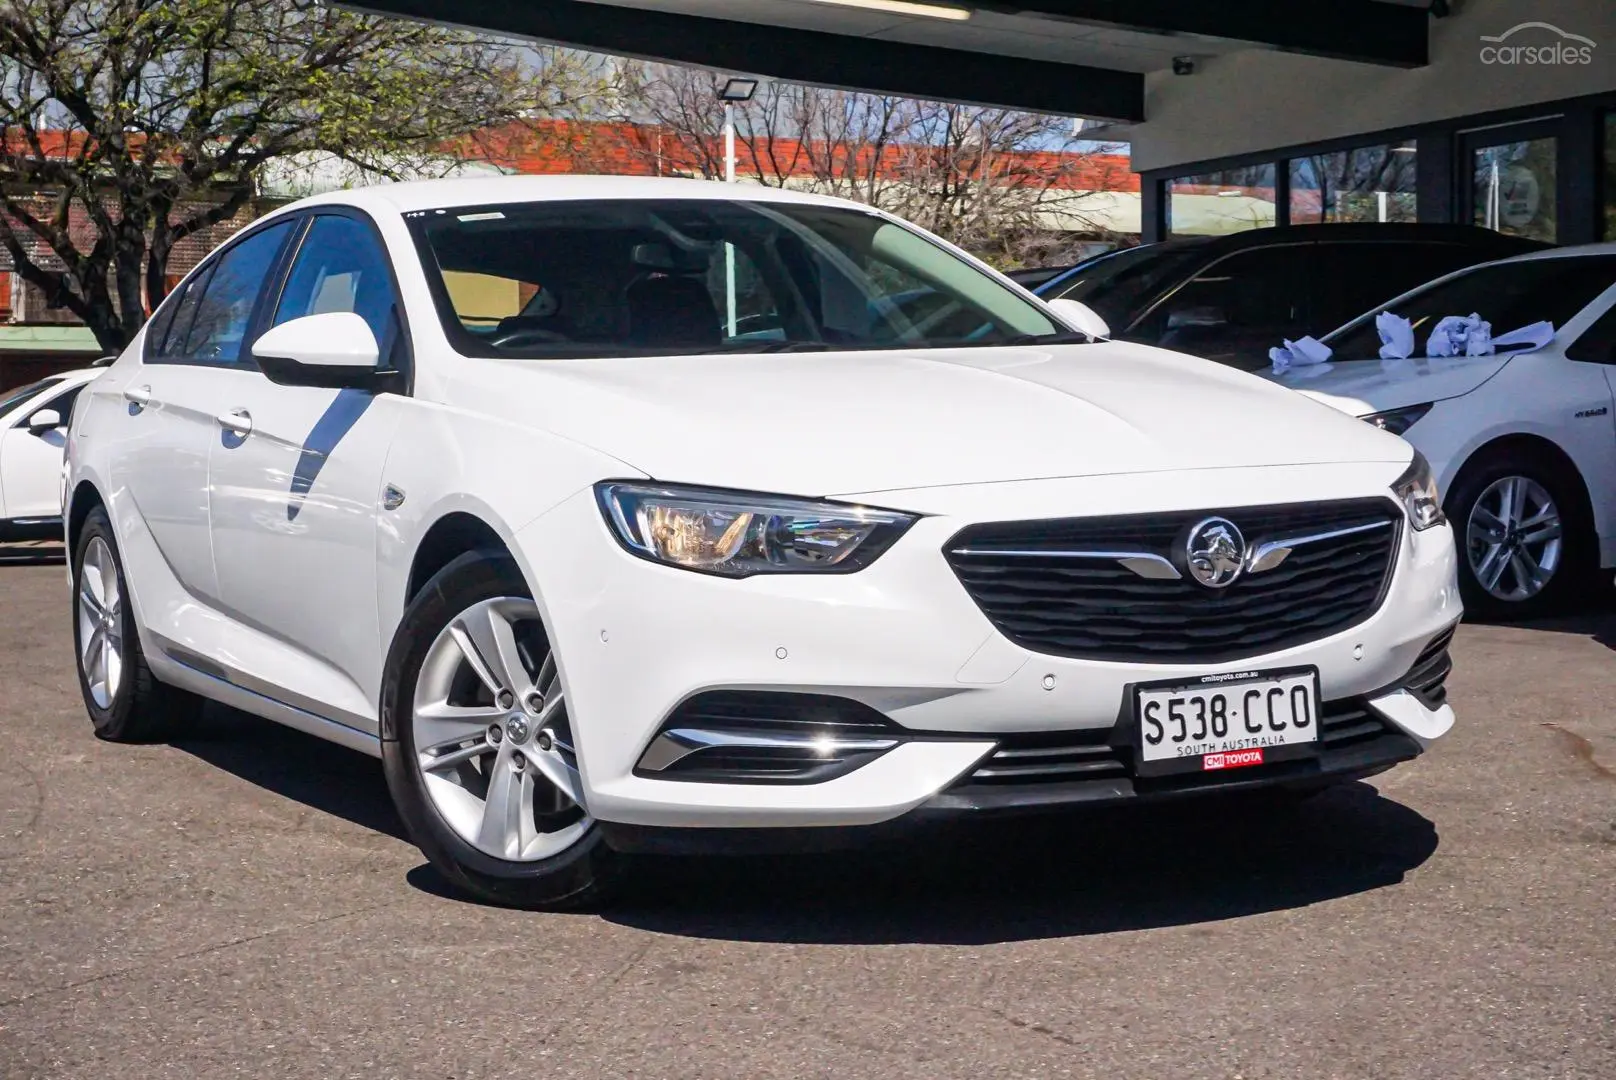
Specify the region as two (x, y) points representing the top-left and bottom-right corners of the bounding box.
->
(26, 408), (62, 434)
(1046, 298), (1111, 339)
(251, 312), (384, 390)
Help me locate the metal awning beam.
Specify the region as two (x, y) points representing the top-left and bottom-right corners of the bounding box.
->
(343, 0), (1147, 122)
(983, 1), (1429, 68)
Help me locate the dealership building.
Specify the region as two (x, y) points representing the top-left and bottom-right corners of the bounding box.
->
(357, 0), (1616, 247)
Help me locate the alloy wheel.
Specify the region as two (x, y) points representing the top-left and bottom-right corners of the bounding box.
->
(1465, 475), (1562, 603)
(77, 536), (124, 709)
(411, 597), (590, 862)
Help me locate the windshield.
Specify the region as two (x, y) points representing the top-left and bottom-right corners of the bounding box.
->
(1323, 255), (1616, 360)
(409, 198), (1074, 358)
(1038, 242), (1207, 330)
(0, 378), (61, 422)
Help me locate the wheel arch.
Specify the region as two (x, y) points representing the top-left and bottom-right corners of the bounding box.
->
(65, 479), (107, 557)
(405, 510), (517, 604)
(1445, 432), (1596, 529)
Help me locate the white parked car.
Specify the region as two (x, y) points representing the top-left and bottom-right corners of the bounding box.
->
(0, 367), (101, 542)
(1267, 245), (1616, 619)
(65, 177), (1459, 908)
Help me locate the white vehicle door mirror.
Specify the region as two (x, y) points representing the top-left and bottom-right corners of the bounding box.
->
(25, 408), (62, 433)
(1047, 298), (1111, 339)
(251, 312), (383, 390)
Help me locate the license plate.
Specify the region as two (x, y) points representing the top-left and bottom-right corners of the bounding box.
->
(1133, 668), (1320, 778)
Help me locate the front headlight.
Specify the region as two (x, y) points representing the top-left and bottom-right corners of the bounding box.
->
(595, 482), (918, 577)
(1363, 403), (1433, 436)
(1392, 450), (1446, 531)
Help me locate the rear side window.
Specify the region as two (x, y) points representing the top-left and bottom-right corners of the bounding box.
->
(149, 271), (210, 359)
(1565, 299), (1616, 364)
(1324, 255), (1616, 360)
(143, 281), (187, 357)
(157, 221), (295, 367)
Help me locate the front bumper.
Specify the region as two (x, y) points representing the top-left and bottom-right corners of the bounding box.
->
(518, 464), (1460, 832)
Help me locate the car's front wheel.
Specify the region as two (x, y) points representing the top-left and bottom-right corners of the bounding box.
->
(1446, 451), (1596, 620)
(381, 551), (617, 909)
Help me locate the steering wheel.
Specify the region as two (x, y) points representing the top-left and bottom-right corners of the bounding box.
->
(490, 326), (571, 349)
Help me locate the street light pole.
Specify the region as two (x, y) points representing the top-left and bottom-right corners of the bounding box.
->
(723, 100), (737, 337)
(724, 101), (737, 184)
(716, 78), (758, 340)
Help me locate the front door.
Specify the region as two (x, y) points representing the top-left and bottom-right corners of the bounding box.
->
(208, 211), (409, 728)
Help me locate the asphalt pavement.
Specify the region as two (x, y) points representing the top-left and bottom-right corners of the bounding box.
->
(1, 546), (1613, 1079)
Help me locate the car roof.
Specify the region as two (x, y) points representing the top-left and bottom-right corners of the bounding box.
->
(274, 175), (880, 219)
(1476, 240), (1616, 266)
(1185, 221), (1548, 252)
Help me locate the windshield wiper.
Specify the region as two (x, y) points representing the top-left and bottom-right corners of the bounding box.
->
(993, 330), (1097, 346)
(716, 340), (835, 353)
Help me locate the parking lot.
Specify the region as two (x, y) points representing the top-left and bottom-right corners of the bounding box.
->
(1, 548), (1613, 1080)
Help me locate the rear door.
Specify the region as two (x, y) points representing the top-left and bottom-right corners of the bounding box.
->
(108, 219), (299, 604)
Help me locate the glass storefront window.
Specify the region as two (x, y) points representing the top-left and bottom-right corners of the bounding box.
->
(1604, 114), (1616, 240)
(1167, 164), (1277, 237)
(1473, 137), (1557, 243)
(1289, 142), (1417, 223)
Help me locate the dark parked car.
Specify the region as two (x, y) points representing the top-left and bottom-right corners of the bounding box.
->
(1036, 224), (1549, 370)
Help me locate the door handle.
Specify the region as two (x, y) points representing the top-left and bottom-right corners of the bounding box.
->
(123, 385), (152, 412)
(215, 409), (253, 438)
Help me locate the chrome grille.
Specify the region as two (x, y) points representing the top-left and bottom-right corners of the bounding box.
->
(945, 499), (1402, 663)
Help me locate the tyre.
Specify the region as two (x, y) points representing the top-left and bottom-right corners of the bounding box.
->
(380, 551), (617, 909)
(1445, 450), (1597, 620)
(71, 506), (202, 742)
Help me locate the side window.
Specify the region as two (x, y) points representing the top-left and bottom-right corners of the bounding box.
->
(1139, 245), (1311, 366)
(0, 377), (61, 422)
(150, 272), (209, 360)
(1566, 300), (1616, 364)
(1311, 243), (1489, 333)
(144, 279), (187, 357)
(273, 214), (401, 362)
(167, 221), (295, 366)
(19, 384), (84, 429)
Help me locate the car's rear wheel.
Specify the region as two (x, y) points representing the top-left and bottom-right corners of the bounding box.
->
(72, 506), (202, 742)
(1446, 451), (1596, 620)
(381, 552), (617, 909)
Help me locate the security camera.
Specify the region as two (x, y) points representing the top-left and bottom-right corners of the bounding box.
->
(1172, 56), (1195, 76)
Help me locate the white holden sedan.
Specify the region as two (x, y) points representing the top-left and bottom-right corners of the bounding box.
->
(1267, 245), (1616, 619)
(66, 177), (1459, 908)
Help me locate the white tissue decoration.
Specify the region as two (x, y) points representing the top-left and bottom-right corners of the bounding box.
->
(1489, 320), (1555, 353)
(1272, 315), (1552, 374)
(1268, 335), (1332, 374)
(1426, 313), (1489, 357)
(1376, 311), (1415, 360)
